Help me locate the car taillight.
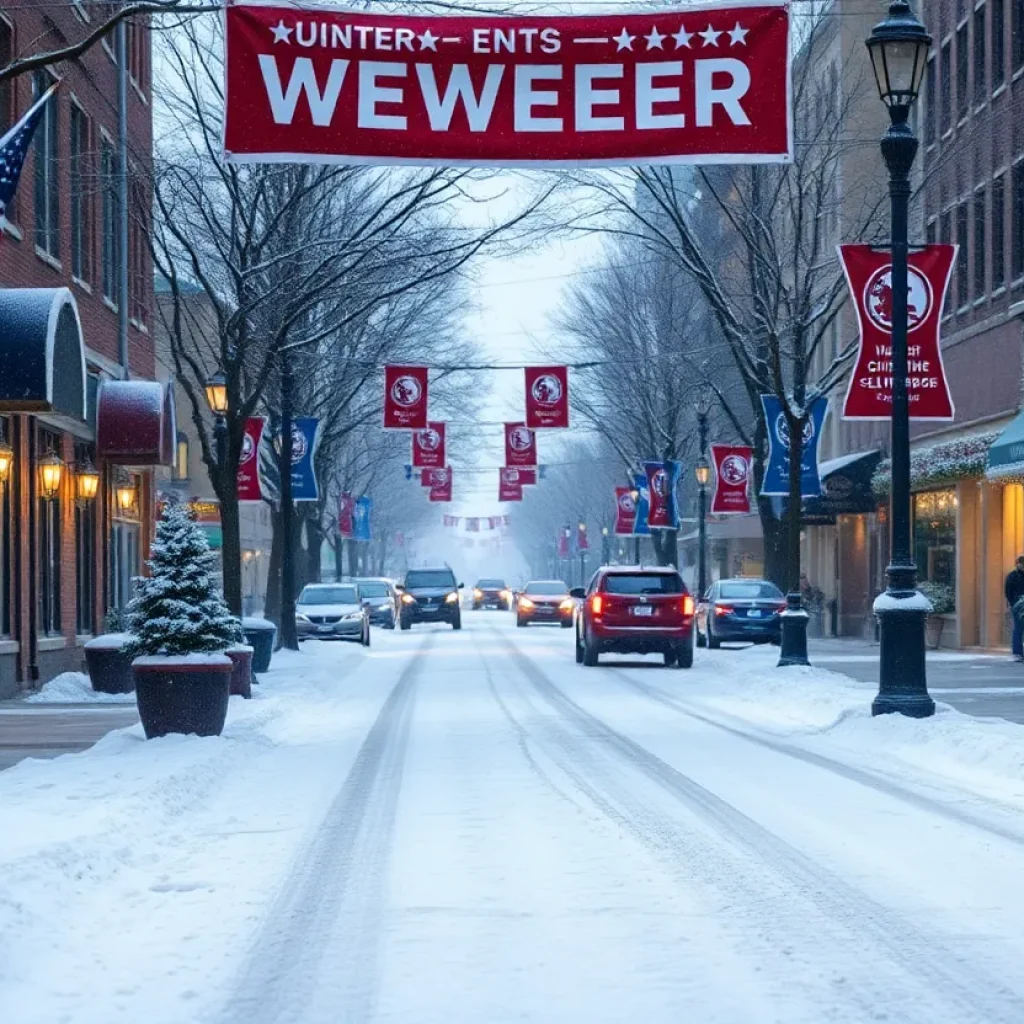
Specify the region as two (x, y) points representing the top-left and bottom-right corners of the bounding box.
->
(777, 602), (788, 613)
(591, 594), (603, 615)
(714, 603), (733, 616)
(681, 595), (694, 616)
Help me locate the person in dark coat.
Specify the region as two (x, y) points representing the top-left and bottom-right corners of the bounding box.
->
(1004, 556), (1024, 660)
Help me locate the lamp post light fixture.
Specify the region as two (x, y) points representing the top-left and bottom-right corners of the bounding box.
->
(115, 473), (138, 515)
(867, 1), (935, 719)
(204, 370), (229, 473)
(694, 388), (712, 599)
(38, 452), (63, 501)
(75, 460), (101, 503)
(0, 437), (14, 487)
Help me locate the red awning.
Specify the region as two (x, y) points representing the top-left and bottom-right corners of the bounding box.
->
(97, 381), (176, 465)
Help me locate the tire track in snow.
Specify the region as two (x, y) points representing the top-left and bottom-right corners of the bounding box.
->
(607, 667), (1024, 848)
(498, 632), (1024, 1024)
(219, 635), (430, 1024)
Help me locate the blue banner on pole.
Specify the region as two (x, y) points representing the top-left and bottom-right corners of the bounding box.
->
(354, 496), (373, 541)
(633, 473), (651, 536)
(760, 396), (828, 497)
(290, 417), (320, 501)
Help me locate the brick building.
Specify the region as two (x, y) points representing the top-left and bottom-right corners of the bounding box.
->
(0, 5), (170, 695)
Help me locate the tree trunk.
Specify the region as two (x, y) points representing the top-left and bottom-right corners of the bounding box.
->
(218, 470), (243, 617)
(264, 511), (282, 624)
(333, 536), (343, 581)
(785, 412), (806, 594)
(759, 501), (787, 589)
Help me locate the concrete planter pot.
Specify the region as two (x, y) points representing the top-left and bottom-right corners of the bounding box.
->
(83, 633), (136, 694)
(226, 645), (254, 699)
(243, 618), (276, 675)
(926, 614), (946, 650)
(132, 655), (233, 739)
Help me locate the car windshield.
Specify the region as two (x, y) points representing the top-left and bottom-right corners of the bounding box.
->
(477, 579), (506, 588)
(357, 581), (389, 598)
(405, 571), (456, 589)
(298, 586), (358, 605)
(719, 581), (783, 600)
(525, 582), (567, 596)
(603, 573), (685, 595)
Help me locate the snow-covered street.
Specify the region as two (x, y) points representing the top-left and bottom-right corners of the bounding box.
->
(5, 616), (1024, 1024)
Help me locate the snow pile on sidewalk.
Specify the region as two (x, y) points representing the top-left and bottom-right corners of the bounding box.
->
(23, 671), (136, 704)
(685, 646), (1024, 806)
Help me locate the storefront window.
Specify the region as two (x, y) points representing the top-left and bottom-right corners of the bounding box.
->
(110, 523), (140, 612)
(913, 489), (957, 607)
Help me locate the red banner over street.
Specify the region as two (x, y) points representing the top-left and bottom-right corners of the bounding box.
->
(429, 467), (452, 501)
(412, 421), (446, 468)
(238, 417), (265, 502)
(613, 485), (637, 535)
(384, 365), (429, 429)
(338, 492), (355, 537)
(499, 470), (524, 502)
(645, 462), (673, 529)
(839, 244), (956, 421)
(422, 466), (450, 488)
(504, 422), (538, 467)
(710, 444), (752, 514)
(224, 1), (792, 168)
(525, 366), (569, 429)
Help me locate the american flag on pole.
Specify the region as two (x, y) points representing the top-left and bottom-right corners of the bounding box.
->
(0, 81), (59, 229)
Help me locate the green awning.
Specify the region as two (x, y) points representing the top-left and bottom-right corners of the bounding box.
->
(987, 411), (1024, 478)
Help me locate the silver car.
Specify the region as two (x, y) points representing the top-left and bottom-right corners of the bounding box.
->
(295, 584), (370, 645)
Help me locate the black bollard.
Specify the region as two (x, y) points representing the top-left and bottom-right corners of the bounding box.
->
(777, 592), (811, 667)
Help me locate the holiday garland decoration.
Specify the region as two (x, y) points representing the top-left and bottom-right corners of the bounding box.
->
(123, 503), (243, 658)
(871, 432), (998, 496)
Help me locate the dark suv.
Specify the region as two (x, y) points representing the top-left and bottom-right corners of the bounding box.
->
(399, 567), (463, 630)
(572, 566), (695, 668)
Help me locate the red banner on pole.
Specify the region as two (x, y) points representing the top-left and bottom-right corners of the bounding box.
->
(501, 466), (536, 488)
(710, 444), (752, 514)
(839, 244), (956, 421)
(224, 2), (792, 168)
(429, 467), (452, 502)
(338, 492), (355, 537)
(384, 365), (428, 429)
(504, 422), (538, 467)
(558, 530), (570, 558)
(525, 366), (569, 429)
(613, 485), (637, 535)
(577, 522), (589, 551)
(423, 466), (450, 489)
(412, 421), (446, 468)
(499, 469), (524, 502)
(645, 462), (673, 529)
(238, 417), (265, 502)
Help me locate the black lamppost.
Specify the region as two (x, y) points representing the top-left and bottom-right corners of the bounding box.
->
(204, 371), (229, 472)
(629, 486), (641, 564)
(867, 1), (935, 718)
(695, 391), (712, 596)
(601, 525), (610, 566)
(577, 520), (587, 586)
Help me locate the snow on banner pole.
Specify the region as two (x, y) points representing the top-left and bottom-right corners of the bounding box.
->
(524, 366), (569, 429)
(710, 443), (753, 514)
(237, 417), (265, 502)
(613, 485), (637, 536)
(383, 365), (428, 430)
(223, 2), (792, 168)
(643, 460), (681, 529)
(839, 244), (956, 421)
(760, 396), (828, 497)
(504, 422), (538, 467)
(411, 421), (446, 468)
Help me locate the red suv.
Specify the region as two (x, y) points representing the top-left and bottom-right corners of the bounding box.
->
(572, 567), (695, 668)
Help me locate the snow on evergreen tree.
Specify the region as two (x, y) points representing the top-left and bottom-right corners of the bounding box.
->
(123, 502), (243, 658)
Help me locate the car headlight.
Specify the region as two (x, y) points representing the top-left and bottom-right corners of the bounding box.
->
(502, 589), (511, 600)
(401, 593), (416, 604)
(519, 597), (535, 610)
(473, 588), (482, 598)
(445, 591), (459, 603)
(343, 611), (363, 621)
(560, 599), (575, 611)
(296, 613), (310, 622)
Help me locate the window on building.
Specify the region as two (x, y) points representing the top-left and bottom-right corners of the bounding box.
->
(914, 490), (957, 610)
(0, 18), (16, 226)
(974, 189), (987, 297)
(101, 136), (118, 304)
(1015, 0), (1024, 72)
(38, 429), (62, 636)
(924, 57), (936, 145)
(1014, 161), (1024, 280)
(74, 442), (95, 635)
(70, 104), (91, 283)
(941, 41), (952, 134)
(941, 207), (953, 247)
(994, 0), (1006, 86)
(957, 23), (969, 119)
(32, 71), (60, 259)
(127, 18), (148, 92)
(110, 522), (140, 612)
(975, 5), (987, 102)
(128, 166), (148, 326)
(173, 432), (189, 480)
(957, 202), (970, 303)
(993, 174), (1006, 287)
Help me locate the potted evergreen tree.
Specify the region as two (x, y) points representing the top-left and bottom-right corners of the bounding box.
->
(918, 581), (954, 649)
(125, 503), (242, 738)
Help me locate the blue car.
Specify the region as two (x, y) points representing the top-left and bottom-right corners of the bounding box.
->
(696, 578), (786, 648)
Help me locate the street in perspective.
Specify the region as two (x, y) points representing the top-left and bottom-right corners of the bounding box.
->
(3, 0), (1024, 1022)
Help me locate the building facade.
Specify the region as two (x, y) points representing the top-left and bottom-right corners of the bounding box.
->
(0, 6), (169, 695)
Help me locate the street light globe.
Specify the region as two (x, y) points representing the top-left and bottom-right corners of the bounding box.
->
(115, 477), (138, 514)
(0, 439), (14, 484)
(204, 370), (229, 415)
(866, 1), (931, 117)
(695, 457), (710, 487)
(76, 460), (100, 502)
(38, 452), (63, 500)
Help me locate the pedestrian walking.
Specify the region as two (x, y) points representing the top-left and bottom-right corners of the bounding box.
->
(1004, 556), (1024, 661)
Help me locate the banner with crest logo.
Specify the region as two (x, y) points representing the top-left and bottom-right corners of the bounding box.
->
(710, 444), (752, 515)
(613, 485), (636, 536)
(643, 460), (680, 530)
(525, 366), (569, 429)
(760, 396), (827, 497)
(504, 422), (538, 466)
(412, 421), (446, 467)
(384, 365), (429, 429)
(238, 417), (265, 502)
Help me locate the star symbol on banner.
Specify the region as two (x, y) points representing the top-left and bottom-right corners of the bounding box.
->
(671, 24), (693, 48)
(613, 28), (635, 51)
(699, 24), (723, 47)
(270, 20), (292, 44)
(644, 26), (665, 50)
(728, 22), (749, 45)
(418, 29), (439, 51)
